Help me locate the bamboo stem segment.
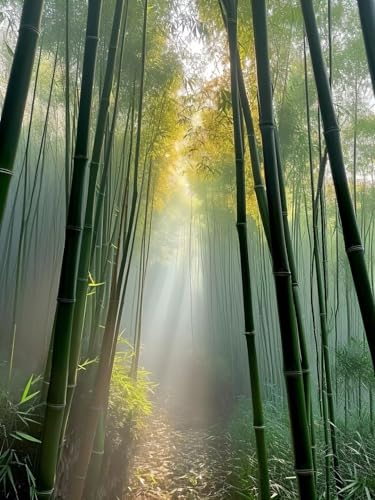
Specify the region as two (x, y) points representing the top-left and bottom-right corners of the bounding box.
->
(0, 0), (44, 224)
(300, 0), (375, 372)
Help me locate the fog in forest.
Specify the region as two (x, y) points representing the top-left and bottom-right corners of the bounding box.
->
(0, 0), (374, 499)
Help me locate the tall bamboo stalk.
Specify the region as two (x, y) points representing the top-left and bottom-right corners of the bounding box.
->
(237, 44), (314, 460)
(36, 1), (103, 497)
(0, 0), (44, 224)
(68, 4), (149, 498)
(250, 1), (316, 497)
(356, 0), (375, 94)
(236, 61), (271, 248)
(64, 0), (127, 438)
(305, 46), (340, 491)
(64, 0), (71, 210)
(220, 2), (270, 497)
(300, 0), (375, 371)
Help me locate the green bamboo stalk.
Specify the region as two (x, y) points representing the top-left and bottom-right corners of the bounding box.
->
(220, 2), (270, 497)
(63, 0), (127, 439)
(250, 1), (316, 497)
(68, 4), (149, 498)
(87, 113), (133, 360)
(356, 0), (375, 94)
(65, 0), (71, 210)
(84, 412), (105, 499)
(6, 39), (43, 385)
(310, 150), (341, 496)
(36, 1), (103, 497)
(237, 41), (314, 458)
(69, 172), (142, 498)
(300, 0), (375, 371)
(236, 61), (271, 248)
(130, 165), (153, 379)
(0, 0), (44, 224)
(274, 131), (314, 440)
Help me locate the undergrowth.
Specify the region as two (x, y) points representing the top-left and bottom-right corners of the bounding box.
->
(0, 375), (41, 499)
(227, 397), (375, 499)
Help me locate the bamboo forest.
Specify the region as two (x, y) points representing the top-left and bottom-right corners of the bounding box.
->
(1, 0), (375, 498)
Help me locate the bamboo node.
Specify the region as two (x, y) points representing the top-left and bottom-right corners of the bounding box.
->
(295, 468), (315, 476)
(46, 403), (66, 410)
(253, 425), (265, 430)
(67, 224), (82, 232)
(274, 270), (291, 277)
(0, 168), (13, 176)
(284, 370), (302, 378)
(301, 368), (310, 373)
(20, 24), (40, 36)
(245, 330), (255, 336)
(236, 222), (246, 227)
(87, 35), (100, 41)
(35, 488), (54, 496)
(57, 297), (75, 304)
(259, 121), (274, 130)
(254, 184), (265, 189)
(92, 449), (105, 455)
(324, 126), (339, 136)
(346, 244), (363, 254)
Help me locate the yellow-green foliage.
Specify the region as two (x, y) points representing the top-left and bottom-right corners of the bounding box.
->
(107, 346), (155, 440)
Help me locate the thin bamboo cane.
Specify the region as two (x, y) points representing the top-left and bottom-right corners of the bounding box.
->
(0, 0), (44, 224)
(64, 0), (71, 210)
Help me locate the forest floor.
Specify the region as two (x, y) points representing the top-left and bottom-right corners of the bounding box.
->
(126, 402), (235, 499)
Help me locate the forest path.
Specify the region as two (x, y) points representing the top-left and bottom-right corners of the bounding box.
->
(126, 403), (233, 499)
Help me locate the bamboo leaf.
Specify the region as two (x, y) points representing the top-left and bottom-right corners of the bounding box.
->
(11, 431), (41, 443)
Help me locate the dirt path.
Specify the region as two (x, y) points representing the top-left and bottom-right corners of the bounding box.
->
(126, 406), (233, 499)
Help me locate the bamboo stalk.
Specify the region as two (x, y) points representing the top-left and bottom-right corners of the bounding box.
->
(36, 1), (103, 497)
(0, 0), (44, 224)
(220, 1), (270, 497)
(250, 1), (316, 497)
(356, 0), (375, 94)
(300, 0), (375, 371)
(68, 4), (149, 498)
(63, 0), (127, 439)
